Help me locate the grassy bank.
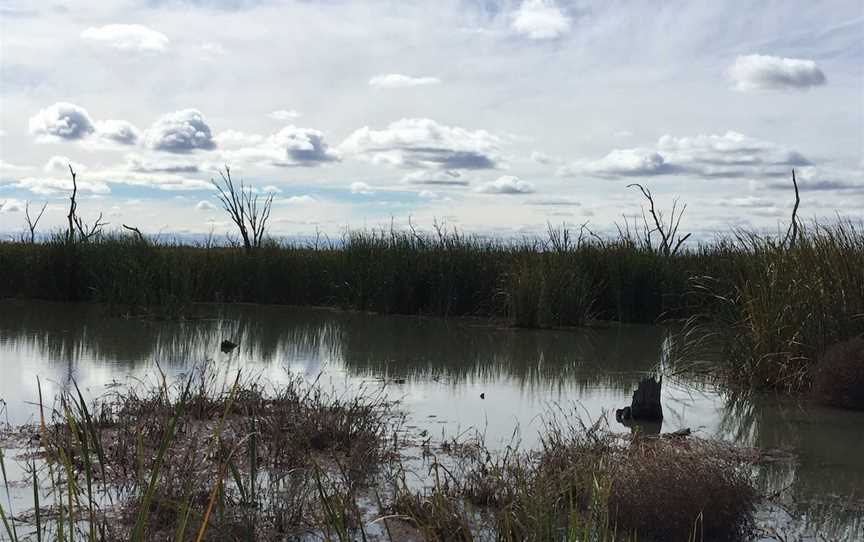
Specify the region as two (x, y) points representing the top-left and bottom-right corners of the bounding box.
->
(2, 221), (863, 394)
(0, 366), (762, 541)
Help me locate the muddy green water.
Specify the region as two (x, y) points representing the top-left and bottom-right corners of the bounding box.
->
(0, 300), (862, 540)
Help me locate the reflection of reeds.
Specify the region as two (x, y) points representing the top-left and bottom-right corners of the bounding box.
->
(0, 301), (667, 393)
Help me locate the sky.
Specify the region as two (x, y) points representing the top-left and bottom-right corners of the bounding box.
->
(0, 0), (862, 239)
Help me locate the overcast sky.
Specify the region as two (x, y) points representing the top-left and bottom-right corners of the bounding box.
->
(0, 0), (861, 238)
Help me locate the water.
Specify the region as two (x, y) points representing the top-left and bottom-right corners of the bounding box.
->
(1, 300), (862, 539)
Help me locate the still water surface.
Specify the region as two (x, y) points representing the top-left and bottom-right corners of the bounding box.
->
(1, 300), (862, 539)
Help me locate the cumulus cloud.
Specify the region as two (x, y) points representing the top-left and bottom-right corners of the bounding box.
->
(124, 154), (200, 174)
(268, 109), (302, 121)
(96, 119), (140, 145)
(261, 185), (282, 193)
(275, 195), (316, 205)
(560, 149), (676, 177)
(195, 200), (216, 211)
(368, 74), (441, 89)
(340, 118), (499, 170)
(29, 102), (95, 141)
(560, 132), (809, 180)
(349, 181), (374, 194)
(401, 170), (468, 186)
(476, 175), (535, 194)
(14, 176), (110, 195)
(145, 109), (216, 153)
(730, 54), (826, 91)
(511, 0), (570, 40)
(221, 126), (338, 167)
(765, 166), (864, 193)
(44, 155), (86, 173)
(80, 24), (169, 53)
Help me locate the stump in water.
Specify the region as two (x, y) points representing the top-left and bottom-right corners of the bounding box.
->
(616, 376), (663, 423)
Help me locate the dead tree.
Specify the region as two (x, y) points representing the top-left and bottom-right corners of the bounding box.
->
(212, 166), (274, 254)
(782, 169), (801, 248)
(627, 183), (691, 256)
(24, 201), (48, 243)
(66, 165), (108, 243)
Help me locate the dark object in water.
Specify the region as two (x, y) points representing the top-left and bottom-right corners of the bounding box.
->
(392, 378), (406, 384)
(480, 393), (485, 399)
(617, 376), (663, 423)
(813, 336), (864, 411)
(220, 339), (238, 353)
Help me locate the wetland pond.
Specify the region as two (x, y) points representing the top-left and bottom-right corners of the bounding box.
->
(1, 300), (862, 540)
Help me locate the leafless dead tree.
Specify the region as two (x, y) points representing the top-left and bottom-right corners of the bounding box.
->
(212, 166), (274, 254)
(66, 165), (108, 243)
(626, 183), (691, 256)
(782, 169), (801, 248)
(24, 201), (48, 243)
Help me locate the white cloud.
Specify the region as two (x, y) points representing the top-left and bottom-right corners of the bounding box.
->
(559, 149), (674, 178)
(80, 24), (169, 53)
(195, 200), (216, 211)
(124, 154), (200, 174)
(268, 109), (302, 121)
(368, 74), (441, 89)
(0, 160), (31, 173)
(44, 155), (87, 173)
(530, 151), (554, 164)
(418, 190), (439, 199)
(145, 109), (216, 153)
(14, 176), (111, 195)
(198, 41), (225, 59)
(476, 175), (535, 195)
(275, 195), (316, 205)
(350, 181), (374, 194)
(221, 126), (339, 167)
(730, 54), (826, 92)
(560, 132), (809, 179)
(29, 102), (95, 141)
(96, 119), (140, 145)
(340, 118), (500, 170)
(261, 185), (282, 193)
(0, 199), (24, 213)
(511, 0), (570, 40)
(214, 130), (264, 148)
(401, 169), (468, 186)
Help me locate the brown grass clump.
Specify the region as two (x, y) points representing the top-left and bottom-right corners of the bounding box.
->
(609, 437), (757, 541)
(813, 336), (864, 410)
(390, 416), (758, 542)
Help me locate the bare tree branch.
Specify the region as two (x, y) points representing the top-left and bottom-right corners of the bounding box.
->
(212, 165), (274, 254)
(24, 201), (48, 243)
(783, 169), (801, 248)
(627, 183), (691, 256)
(66, 165), (108, 243)
(122, 224), (146, 243)
(67, 165), (78, 244)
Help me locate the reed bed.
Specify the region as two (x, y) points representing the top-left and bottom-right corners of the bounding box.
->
(1, 219), (862, 395)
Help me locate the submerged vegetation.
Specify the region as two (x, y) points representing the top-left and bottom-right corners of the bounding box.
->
(0, 366), (764, 542)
